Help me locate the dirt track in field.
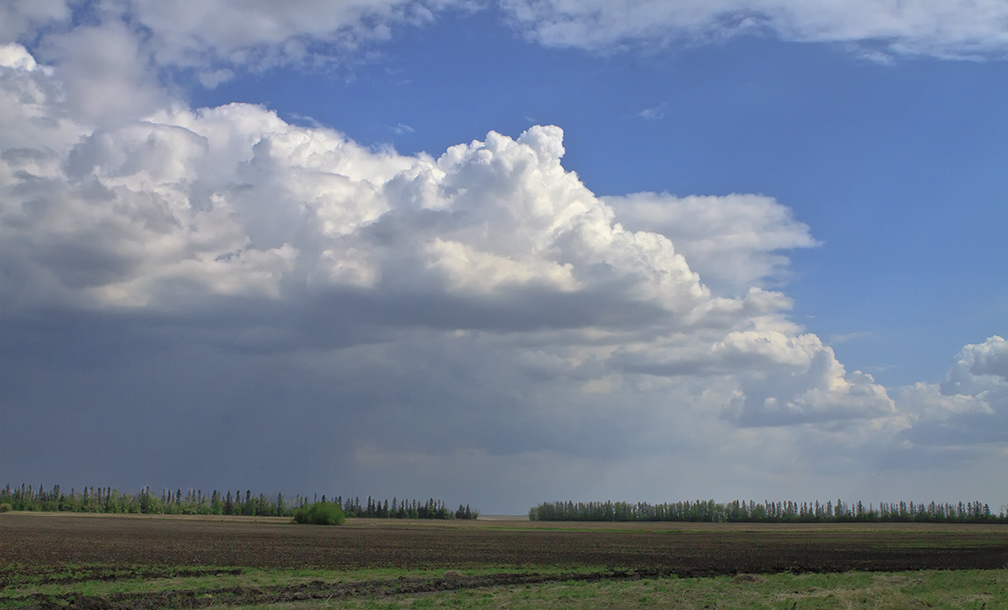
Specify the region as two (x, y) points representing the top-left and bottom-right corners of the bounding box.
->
(3, 512), (1008, 574)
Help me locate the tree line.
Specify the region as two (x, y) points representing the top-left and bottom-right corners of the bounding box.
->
(0, 484), (477, 519)
(337, 495), (477, 520)
(528, 499), (1007, 524)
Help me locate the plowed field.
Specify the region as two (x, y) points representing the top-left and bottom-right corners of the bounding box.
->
(3, 513), (1007, 574)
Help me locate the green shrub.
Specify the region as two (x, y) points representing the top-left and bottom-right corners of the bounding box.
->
(0, 503), (12, 513)
(292, 501), (344, 525)
(310, 502), (345, 525)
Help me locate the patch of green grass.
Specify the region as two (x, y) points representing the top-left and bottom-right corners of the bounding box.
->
(4, 566), (1008, 609)
(235, 569), (1004, 609)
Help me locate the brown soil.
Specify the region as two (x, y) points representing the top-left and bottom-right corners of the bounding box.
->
(2, 513), (1007, 573)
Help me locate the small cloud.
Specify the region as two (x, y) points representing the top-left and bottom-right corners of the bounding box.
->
(198, 68), (234, 89)
(287, 113), (323, 128)
(843, 42), (897, 65)
(829, 331), (873, 344)
(391, 123), (415, 135)
(861, 364), (897, 373)
(636, 103), (668, 120)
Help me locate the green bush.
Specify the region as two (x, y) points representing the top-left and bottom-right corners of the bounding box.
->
(0, 503), (12, 513)
(311, 502), (345, 525)
(292, 501), (345, 525)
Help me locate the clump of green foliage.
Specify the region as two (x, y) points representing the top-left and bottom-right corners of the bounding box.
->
(0, 503), (12, 513)
(292, 501), (345, 525)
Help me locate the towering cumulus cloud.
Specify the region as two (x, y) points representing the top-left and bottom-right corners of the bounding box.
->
(1, 36), (1004, 508)
(0, 45), (883, 394)
(898, 336), (1008, 446)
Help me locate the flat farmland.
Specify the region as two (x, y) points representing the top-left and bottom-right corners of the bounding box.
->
(3, 513), (1008, 608)
(3, 512), (1008, 573)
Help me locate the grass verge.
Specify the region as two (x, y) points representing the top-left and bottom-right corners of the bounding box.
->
(230, 569), (1006, 609)
(2, 566), (1006, 609)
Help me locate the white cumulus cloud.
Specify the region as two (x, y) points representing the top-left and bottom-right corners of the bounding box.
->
(1, 1), (469, 73)
(606, 192), (818, 294)
(0, 43), (893, 432)
(5, 0), (1007, 88)
(501, 0), (1008, 59)
(894, 336), (1008, 449)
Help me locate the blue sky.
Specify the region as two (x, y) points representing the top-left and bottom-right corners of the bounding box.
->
(1, 0), (1007, 513)
(192, 10), (1008, 386)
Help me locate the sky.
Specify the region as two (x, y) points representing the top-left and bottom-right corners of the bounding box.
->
(1, 0), (1006, 515)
